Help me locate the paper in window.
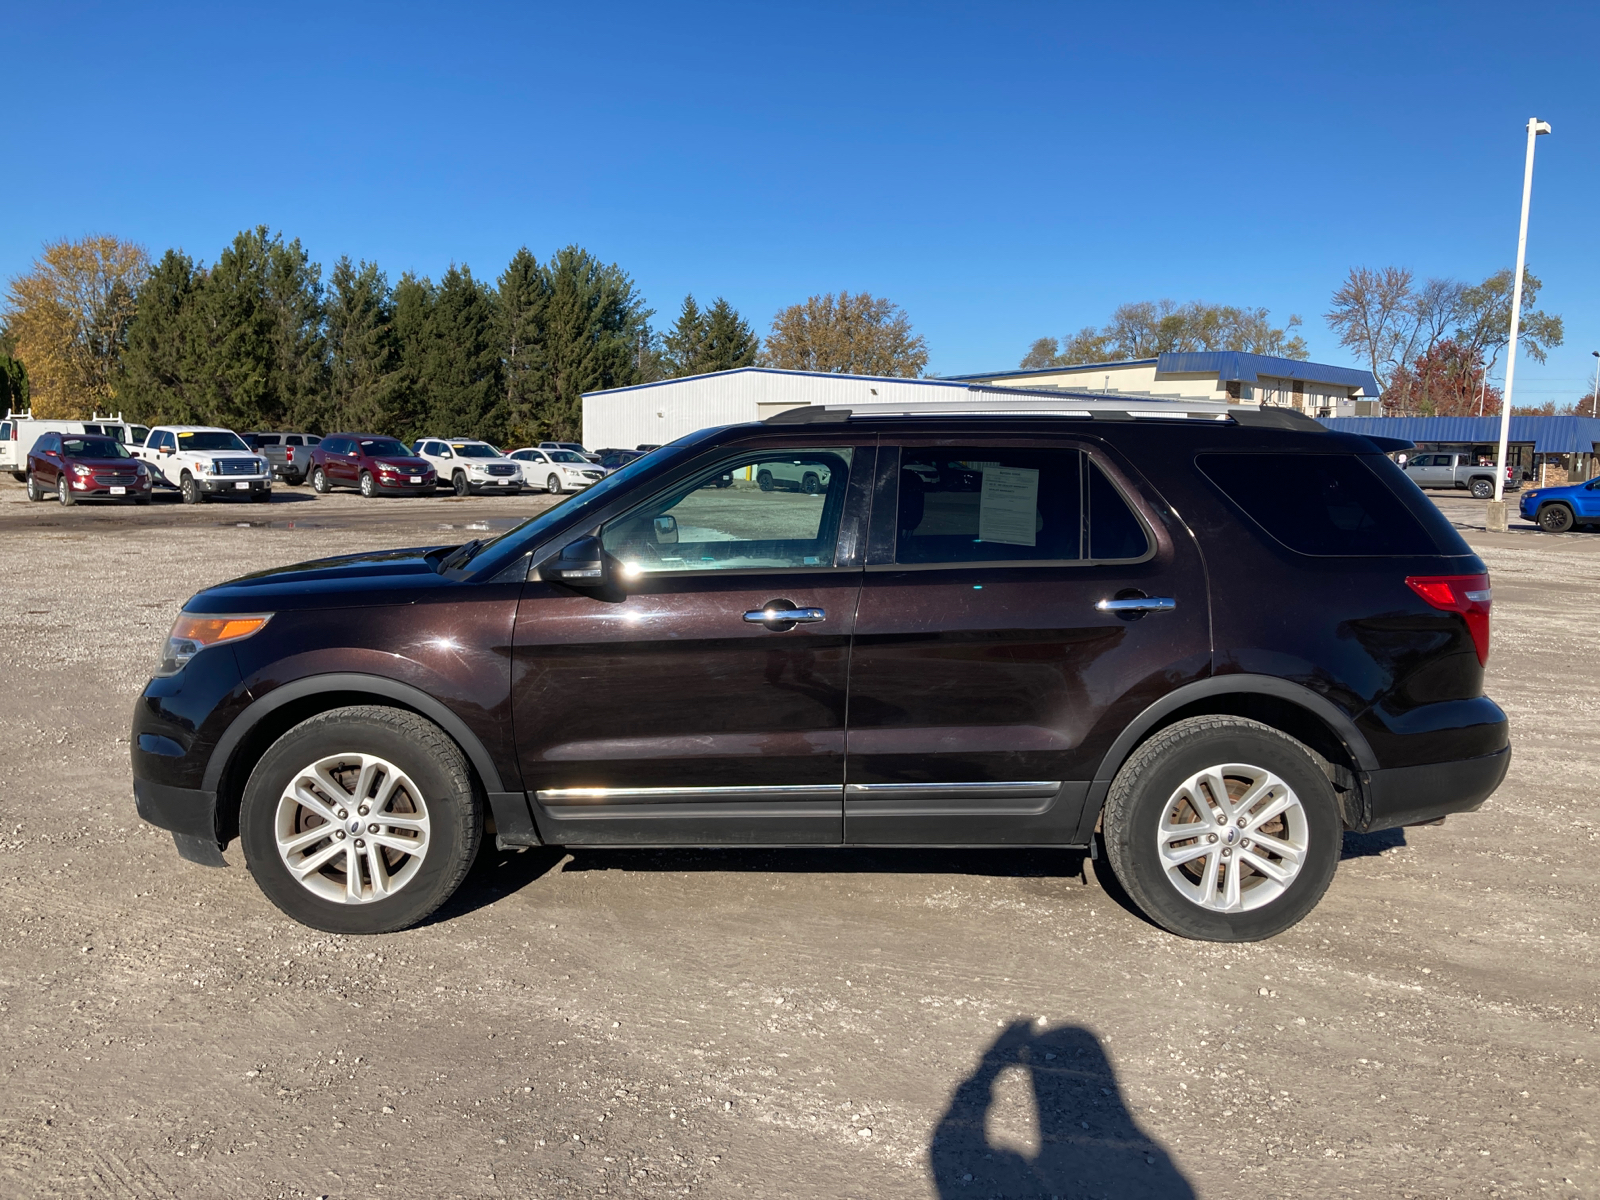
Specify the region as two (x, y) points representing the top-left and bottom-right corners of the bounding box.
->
(977, 465), (1040, 547)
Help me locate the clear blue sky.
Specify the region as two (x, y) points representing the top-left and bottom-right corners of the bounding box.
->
(7, 1), (1599, 400)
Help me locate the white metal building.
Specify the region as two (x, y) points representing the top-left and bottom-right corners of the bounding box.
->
(581, 354), (1382, 451)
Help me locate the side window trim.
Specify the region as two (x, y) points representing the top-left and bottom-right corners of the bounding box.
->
(869, 439), (1158, 570)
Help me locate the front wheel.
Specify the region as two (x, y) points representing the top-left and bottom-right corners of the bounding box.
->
(238, 706), (483, 934)
(359, 470), (376, 498)
(57, 475), (76, 506)
(1470, 478), (1494, 499)
(452, 471), (470, 497)
(1100, 715), (1341, 942)
(1538, 503), (1575, 533)
(311, 467), (331, 494)
(180, 473), (202, 504)
(546, 474), (562, 494)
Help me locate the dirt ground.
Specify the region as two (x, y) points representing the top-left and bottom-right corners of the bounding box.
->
(0, 477), (1594, 1200)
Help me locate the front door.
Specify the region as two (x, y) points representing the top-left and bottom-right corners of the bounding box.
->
(512, 443), (873, 845)
(844, 440), (1212, 845)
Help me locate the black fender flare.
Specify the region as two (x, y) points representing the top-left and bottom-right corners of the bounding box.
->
(202, 672), (508, 794)
(1075, 675), (1378, 841)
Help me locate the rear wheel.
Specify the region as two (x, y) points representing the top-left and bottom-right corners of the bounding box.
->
(26, 471), (47, 502)
(1470, 477), (1494, 499)
(359, 470), (377, 498)
(311, 467), (331, 494)
(1538, 503), (1575, 533)
(238, 706), (482, 934)
(801, 472), (821, 495)
(179, 472), (202, 504)
(57, 475), (75, 506)
(757, 470), (775, 492)
(1100, 715), (1341, 942)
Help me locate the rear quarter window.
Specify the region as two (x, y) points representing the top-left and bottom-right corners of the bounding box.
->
(1197, 452), (1458, 556)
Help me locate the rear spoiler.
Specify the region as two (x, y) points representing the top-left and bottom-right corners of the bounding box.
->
(1364, 435), (1416, 452)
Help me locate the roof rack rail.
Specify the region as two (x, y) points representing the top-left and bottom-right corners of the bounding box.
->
(764, 395), (1253, 425)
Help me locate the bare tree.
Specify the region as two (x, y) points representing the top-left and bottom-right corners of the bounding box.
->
(1022, 301), (1306, 368)
(1324, 266), (1416, 392)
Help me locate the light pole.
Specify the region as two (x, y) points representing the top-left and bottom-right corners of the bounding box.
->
(1488, 117), (1552, 532)
(1591, 350), (1599, 418)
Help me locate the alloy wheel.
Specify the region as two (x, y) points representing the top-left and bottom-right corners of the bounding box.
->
(1155, 762), (1308, 913)
(274, 752), (432, 904)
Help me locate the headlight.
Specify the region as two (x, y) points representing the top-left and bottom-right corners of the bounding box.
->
(155, 613), (272, 677)
(134, 462), (148, 476)
(71, 463), (93, 476)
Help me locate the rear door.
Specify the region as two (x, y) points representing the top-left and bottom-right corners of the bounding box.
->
(844, 438), (1211, 845)
(512, 441), (873, 846)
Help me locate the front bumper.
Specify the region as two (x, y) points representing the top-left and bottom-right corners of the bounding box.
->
(469, 477), (523, 492)
(1360, 744), (1511, 831)
(199, 477), (272, 495)
(133, 777), (227, 866)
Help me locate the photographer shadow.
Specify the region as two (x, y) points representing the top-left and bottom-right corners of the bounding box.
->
(931, 1021), (1192, 1199)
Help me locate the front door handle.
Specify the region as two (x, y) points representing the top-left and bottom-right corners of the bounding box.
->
(744, 606), (826, 624)
(1095, 597), (1176, 614)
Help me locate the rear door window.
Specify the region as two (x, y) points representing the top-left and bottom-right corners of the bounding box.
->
(894, 447), (1150, 564)
(1196, 453), (1446, 556)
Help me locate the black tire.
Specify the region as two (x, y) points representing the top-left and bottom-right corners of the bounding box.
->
(1100, 715), (1341, 942)
(1470, 477), (1494, 499)
(546, 473), (561, 494)
(453, 471), (470, 497)
(1538, 503), (1575, 533)
(360, 470), (376, 498)
(757, 470), (775, 492)
(284, 474), (303, 487)
(311, 467), (331, 494)
(179, 472), (202, 504)
(57, 475), (75, 506)
(801, 472), (821, 495)
(238, 706), (483, 934)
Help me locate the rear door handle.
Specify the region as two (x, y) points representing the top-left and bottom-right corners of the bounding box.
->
(744, 607), (826, 624)
(1095, 597), (1176, 613)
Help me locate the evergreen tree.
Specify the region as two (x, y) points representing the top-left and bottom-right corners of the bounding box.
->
(186, 227), (326, 430)
(390, 272), (435, 440)
(536, 245), (652, 439)
(326, 257), (403, 433)
(497, 248), (549, 443)
(0, 324), (31, 412)
(417, 265), (502, 442)
(119, 248), (205, 423)
(662, 295), (707, 378)
(701, 297), (759, 373)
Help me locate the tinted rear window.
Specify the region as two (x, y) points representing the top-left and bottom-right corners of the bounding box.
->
(1197, 453), (1442, 556)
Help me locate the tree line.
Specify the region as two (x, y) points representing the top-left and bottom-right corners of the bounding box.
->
(1022, 267), (1570, 417)
(1, 230), (930, 443)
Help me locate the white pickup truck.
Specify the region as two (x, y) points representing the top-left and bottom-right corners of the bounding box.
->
(133, 426), (273, 503)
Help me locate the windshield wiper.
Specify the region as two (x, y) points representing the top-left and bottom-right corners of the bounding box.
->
(437, 538), (484, 573)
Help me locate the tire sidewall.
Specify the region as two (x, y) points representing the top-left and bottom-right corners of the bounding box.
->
(547, 474), (561, 494)
(453, 472), (469, 496)
(1540, 504), (1573, 532)
(1108, 722), (1341, 941)
(58, 475), (74, 505)
(239, 713), (478, 934)
(312, 467), (329, 493)
(360, 471), (375, 497)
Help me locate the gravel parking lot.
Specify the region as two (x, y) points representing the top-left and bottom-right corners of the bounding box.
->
(0, 477), (1594, 1199)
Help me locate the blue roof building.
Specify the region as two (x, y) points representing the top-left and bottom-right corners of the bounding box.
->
(953, 352), (1382, 417)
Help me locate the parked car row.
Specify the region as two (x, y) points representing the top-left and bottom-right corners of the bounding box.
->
(13, 415), (628, 505)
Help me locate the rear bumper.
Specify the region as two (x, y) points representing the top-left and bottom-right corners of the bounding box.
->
(1360, 744), (1510, 832)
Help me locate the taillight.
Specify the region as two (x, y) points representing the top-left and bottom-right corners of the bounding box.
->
(1406, 574), (1491, 666)
(286, 447), (294, 462)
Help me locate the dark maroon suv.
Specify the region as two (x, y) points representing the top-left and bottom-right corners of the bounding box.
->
(130, 399), (1508, 941)
(309, 433), (436, 497)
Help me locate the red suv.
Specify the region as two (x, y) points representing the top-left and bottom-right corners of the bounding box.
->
(27, 432), (153, 505)
(308, 434), (436, 497)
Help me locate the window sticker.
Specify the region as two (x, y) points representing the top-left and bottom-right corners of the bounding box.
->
(977, 465), (1040, 546)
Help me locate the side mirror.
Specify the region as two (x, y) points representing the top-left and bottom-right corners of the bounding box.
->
(440, 449), (453, 459)
(159, 445), (173, 456)
(653, 515), (678, 544)
(543, 535), (606, 586)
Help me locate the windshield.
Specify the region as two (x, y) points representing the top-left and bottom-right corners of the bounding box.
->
(359, 438), (410, 457)
(62, 437), (132, 459)
(548, 450), (586, 463)
(452, 443), (500, 459)
(178, 431), (250, 452)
